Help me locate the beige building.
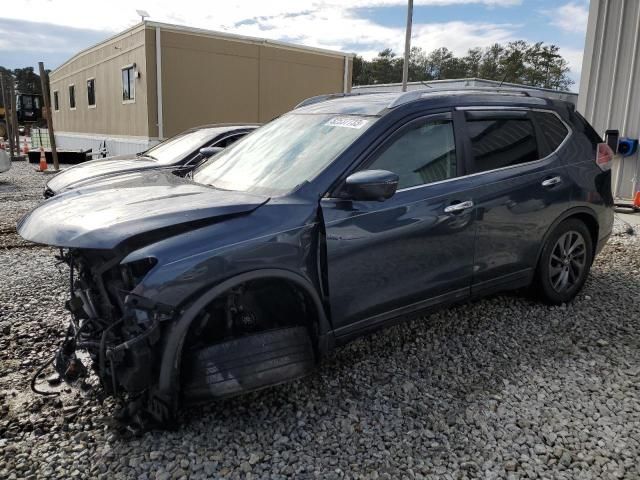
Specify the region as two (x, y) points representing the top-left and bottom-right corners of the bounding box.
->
(49, 21), (353, 156)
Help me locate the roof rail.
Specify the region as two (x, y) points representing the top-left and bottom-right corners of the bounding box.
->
(296, 86), (548, 111)
(294, 91), (387, 109)
(387, 87), (533, 109)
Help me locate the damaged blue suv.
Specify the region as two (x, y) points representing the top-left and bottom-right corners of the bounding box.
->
(18, 89), (614, 427)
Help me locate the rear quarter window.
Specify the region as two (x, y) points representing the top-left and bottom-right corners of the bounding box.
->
(466, 115), (539, 173)
(534, 111), (570, 157)
(570, 110), (602, 146)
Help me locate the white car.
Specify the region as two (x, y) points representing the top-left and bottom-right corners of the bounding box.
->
(0, 148), (10, 173)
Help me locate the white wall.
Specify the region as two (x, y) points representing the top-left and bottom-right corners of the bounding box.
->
(578, 0), (640, 202)
(54, 132), (159, 157)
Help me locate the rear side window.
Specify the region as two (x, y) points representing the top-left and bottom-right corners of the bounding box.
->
(367, 119), (457, 189)
(535, 112), (569, 156)
(467, 115), (539, 173)
(570, 110), (602, 146)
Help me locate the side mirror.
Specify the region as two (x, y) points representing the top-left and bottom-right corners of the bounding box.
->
(199, 146), (224, 157)
(342, 170), (399, 201)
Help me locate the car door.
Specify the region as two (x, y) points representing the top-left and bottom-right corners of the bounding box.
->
(457, 108), (573, 296)
(320, 112), (477, 338)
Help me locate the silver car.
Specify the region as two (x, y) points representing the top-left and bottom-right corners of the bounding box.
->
(0, 148), (10, 174)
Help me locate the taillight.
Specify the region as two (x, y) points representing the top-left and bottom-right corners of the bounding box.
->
(596, 143), (614, 171)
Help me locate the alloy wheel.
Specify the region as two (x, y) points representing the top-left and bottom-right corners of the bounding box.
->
(548, 230), (587, 293)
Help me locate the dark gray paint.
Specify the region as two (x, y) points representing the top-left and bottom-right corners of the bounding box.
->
(17, 91), (614, 418)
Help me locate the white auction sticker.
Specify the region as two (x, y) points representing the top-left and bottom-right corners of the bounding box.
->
(325, 116), (370, 129)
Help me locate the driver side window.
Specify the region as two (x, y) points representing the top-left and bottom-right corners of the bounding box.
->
(367, 119), (457, 190)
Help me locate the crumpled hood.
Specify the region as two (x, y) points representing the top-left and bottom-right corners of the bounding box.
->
(45, 156), (160, 193)
(19, 170), (269, 249)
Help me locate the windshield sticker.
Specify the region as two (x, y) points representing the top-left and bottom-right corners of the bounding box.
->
(325, 116), (370, 129)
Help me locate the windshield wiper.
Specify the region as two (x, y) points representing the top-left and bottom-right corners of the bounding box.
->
(140, 154), (158, 161)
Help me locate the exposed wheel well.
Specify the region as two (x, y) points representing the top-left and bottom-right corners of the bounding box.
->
(182, 277), (321, 358)
(151, 271), (328, 421)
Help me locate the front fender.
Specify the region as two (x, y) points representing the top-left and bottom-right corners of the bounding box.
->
(124, 203), (321, 308)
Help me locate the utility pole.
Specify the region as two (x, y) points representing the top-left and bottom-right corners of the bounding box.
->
(0, 74), (15, 158)
(401, 0), (414, 92)
(39, 62), (59, 170)
(9, 81), (20, 158)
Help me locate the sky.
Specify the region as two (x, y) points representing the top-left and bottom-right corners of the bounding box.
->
(1, 0), (590, 89)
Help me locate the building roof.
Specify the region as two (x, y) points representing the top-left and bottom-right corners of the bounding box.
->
(146, 21), (353, 59)
(52, 20), (353, 75)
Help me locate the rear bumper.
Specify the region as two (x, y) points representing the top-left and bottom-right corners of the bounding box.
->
(595, 232), (611, 257)
(595, 207), (614, 257)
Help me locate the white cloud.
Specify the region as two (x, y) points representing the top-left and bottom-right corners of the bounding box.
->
(545, 2), (589, 33)
(411, 21), (517, 55)
(219, 6), (518, 61)
(4, 1), (521, 33)
(559, 46), (584, 72)
(2, 0), (522, 60)
(7, 0), (591, 85)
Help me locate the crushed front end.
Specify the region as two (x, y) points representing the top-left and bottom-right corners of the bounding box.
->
(54, 248), (172, 425)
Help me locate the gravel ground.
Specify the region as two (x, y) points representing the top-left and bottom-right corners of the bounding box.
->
(1, 160), (640, 479)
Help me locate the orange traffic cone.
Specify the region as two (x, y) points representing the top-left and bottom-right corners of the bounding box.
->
(39, 147), (48, 172)
(634, 191), (640, 209)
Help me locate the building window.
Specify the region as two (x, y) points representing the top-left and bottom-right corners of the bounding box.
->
(87, 78), (96, 107)
(68, 84), (76, 109)
(53, 91), (59, 111)
(122, 66), (135, 102)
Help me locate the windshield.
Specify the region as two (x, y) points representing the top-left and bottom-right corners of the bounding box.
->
(193, 113), (375, 195)
(143, 129), (217, 165)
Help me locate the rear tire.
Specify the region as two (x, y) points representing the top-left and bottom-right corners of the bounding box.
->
(534, 219), (593, 305)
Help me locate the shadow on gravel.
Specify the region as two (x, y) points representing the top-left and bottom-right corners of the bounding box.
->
(108, 254), (636, 475)
(0, 182), (21, 194)
(24, 236), (630, 478)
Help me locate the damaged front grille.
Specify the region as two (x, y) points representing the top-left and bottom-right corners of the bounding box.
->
(54, 249), (169, 398)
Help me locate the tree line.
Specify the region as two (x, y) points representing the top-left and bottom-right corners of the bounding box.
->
(353, 40), (574, 91)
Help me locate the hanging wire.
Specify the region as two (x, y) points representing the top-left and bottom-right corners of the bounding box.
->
(30, 355), (59, 396)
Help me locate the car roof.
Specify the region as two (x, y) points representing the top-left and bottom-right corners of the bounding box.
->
(293, 89), (573, 116)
